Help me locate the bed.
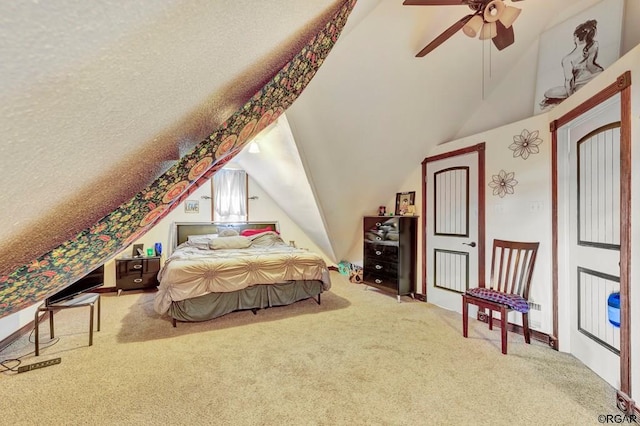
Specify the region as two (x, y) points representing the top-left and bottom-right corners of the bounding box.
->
(153, 221), (331, 326)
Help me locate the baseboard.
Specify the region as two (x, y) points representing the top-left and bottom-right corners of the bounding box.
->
(0, 311), (47, 353)
(476, 312), (554, 347)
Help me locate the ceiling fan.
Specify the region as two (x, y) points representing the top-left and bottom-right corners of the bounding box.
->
(403, 0), (524, 57)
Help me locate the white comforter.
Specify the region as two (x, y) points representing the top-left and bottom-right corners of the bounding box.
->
(153, 232), (331, 315)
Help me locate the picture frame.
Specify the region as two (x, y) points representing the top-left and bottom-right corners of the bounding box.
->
(395, 191), (415, 216)
(184, 200), (199, 214)
(132, 243), (144, 258)
(532, 0), (623, 114)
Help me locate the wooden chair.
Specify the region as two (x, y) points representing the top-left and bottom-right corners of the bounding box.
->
(462, 239), (539, 354)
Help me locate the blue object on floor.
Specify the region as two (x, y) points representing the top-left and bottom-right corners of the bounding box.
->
(607, 292), (620, 328)
(338, 261), (351, 276)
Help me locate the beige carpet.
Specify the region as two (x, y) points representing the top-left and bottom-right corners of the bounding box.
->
(0, 272), (618, 425)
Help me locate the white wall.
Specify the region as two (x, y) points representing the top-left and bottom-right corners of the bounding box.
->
(0, 305), (39, 343)
(247, 177), (335, 265)
(407, 114), (553, 333)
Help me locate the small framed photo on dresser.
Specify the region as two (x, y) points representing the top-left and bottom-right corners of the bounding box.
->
(395, 191), (415, 216)
(132, 243), (144, 258)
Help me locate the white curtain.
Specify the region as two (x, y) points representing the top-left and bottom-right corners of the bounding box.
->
(213, 169), (247, 222)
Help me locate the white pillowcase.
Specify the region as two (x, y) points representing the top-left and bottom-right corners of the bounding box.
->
(187, 233), (218, 243)
(208, 236), (251, 250)
(185, 234), (218, 249)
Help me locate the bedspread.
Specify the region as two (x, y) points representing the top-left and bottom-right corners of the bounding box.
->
(153, 232), (331, 315)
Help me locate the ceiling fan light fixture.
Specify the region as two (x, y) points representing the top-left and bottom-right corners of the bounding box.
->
(499, 6), (521, 29)
(462, 15), (484, 38)
(479, 21), (497, 40)
(483, 0), (505, 23)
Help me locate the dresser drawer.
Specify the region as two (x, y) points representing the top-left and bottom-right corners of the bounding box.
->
(364, 243), (398, 262)
(363, 271), (398, 290)
(128, 259), (144, 272)
(117, 258), (160, 275)
(116, 273), (158, 291)
(363, 257), (398, 278)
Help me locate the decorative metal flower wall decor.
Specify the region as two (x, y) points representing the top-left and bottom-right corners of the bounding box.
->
(489, 170), (518, 198)
(509, 129), (543, 159)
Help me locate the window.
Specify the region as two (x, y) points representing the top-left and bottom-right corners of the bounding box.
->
(212, 169), (247, 222)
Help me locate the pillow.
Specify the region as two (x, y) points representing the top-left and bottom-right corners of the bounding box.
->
(218, 229), (239, 237)
(185, 234), (218, 249)
(187, 233), (218, 243)
(240, 226), (276, 237)
(208, 236), (251, 250)
(249, 232), (286, 247)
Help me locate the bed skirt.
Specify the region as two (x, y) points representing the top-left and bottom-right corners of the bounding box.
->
(167, 280), (324, 325)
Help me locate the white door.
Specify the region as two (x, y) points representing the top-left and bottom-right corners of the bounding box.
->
(567, 95), (621, 388)
(425, 152), (479, 313)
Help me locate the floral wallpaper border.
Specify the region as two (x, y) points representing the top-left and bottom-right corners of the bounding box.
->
(0, 0), (357, 318)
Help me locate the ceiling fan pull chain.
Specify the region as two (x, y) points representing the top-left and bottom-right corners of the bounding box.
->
(489, 36), (492, 79)
(482, 36), (487, 100)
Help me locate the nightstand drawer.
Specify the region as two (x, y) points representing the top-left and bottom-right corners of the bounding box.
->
(126, 260), (144, 273)
(116, 257), (160, 291)
(116, 274), (158, 291)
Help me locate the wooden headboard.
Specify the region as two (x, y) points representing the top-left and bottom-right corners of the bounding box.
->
(173, 221), (280, 248)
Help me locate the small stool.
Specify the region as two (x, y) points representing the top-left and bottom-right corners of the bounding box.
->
(35, 293), (100, 356)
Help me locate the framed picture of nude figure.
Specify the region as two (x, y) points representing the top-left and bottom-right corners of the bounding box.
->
(533, 0), (623, 115)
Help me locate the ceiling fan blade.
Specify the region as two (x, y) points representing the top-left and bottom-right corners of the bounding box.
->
(403, 0), (467, 5)
(415, 13), (475, 57)
(492, 20), (515, 51)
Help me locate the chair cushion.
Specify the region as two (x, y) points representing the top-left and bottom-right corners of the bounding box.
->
(466, 288), (530, 313)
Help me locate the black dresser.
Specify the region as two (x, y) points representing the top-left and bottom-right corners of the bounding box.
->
(115, 256), (161, 294)
(363, 216), (417, 302)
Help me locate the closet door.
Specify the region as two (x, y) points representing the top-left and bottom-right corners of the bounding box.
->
(425, 152), (480, 313)
(567, 96), (621, 389)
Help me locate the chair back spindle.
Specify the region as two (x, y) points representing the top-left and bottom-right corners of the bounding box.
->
(489, 240), (538, 298)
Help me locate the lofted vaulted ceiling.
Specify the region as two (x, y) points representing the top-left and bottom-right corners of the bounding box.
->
(1, 0), (638, 274)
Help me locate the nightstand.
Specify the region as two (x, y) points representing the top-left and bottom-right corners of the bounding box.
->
(115, 256), (161, 294)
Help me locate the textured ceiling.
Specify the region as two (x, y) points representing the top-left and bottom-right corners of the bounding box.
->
(0, 0), (343, 274)
(1, 0), (637, 273)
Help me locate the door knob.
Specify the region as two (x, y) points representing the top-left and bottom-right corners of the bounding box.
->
(463, 242), (477, 247)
